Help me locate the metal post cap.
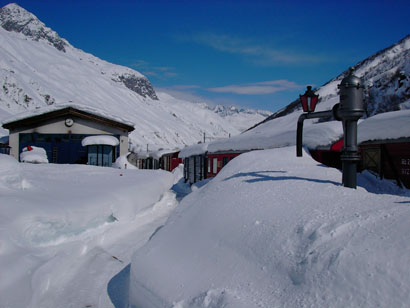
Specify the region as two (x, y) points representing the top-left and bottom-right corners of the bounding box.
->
(339, 68), (364, 89)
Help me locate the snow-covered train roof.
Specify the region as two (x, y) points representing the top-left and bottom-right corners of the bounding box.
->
(179, 112), (343, 157)
(179, 142), (209, 159)
(150, 149), (181, 160)
(179, 109), (410, 157)
(358, 109), (410, 143)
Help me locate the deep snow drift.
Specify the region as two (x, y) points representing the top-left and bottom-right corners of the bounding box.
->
(0, 154), (180, 308)
(130, 146), (410, 308)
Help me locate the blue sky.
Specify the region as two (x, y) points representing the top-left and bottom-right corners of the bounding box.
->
(2, 0), (409, 111)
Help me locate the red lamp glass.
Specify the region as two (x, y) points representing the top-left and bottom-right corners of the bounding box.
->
(300, 86), (319, 112)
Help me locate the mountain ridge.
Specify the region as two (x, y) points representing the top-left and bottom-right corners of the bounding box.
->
(0, 3), (273, 146)
(249, 34), (410, 131)
(0, 3), (69, 52)
(0, 3), (158, 101)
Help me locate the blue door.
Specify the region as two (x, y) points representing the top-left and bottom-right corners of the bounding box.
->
(20, 133), (88, 164)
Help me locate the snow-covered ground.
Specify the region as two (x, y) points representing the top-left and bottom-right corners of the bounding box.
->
(0, 154), (180, 308)
(130, 146), (410, 308)
(2, 145), (410, 308)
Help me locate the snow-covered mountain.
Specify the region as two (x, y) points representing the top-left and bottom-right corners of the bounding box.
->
(256, 34), (410, 128)
(190, 35), (409, 157)
(0, 3), (246, 150)
(210, 104), (272, 132)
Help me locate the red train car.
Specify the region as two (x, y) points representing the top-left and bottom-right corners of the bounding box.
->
(360, 139), (410, 189)
(309, 138), (343, 170)
(310, 137), (410, 189)
(160, 151), (183, 172)
(180, 150), (244, 184)
(206, 151), (242, 178)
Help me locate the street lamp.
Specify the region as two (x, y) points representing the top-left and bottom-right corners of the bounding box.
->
(296, 69), (365, 188)
(299, 86), (319, 113)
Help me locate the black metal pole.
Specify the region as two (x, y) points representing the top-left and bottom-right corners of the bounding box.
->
(338, 71), (365, 189)
(296, 114), (306, 157)
(340, 120), (361, 188)
(297, 110), (333, 157)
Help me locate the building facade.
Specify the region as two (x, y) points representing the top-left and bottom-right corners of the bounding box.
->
(2, 106), (134, 164)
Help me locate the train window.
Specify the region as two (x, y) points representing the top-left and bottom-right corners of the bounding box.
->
(213, 158), (217, 173)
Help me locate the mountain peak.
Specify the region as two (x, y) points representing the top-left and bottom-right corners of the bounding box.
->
(0, 3), (69, 52)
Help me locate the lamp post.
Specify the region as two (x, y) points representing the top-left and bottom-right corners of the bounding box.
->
(296, 69), (365, 188)
(299, 86), (319, 113)
(296, 86), (335, 157)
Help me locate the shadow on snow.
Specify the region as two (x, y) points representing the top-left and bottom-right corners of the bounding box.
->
(223, 170), (341, 186)
(107, 264), (130, 308)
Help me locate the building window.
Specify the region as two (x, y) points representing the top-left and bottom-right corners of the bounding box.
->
(0, 145), (10, 155)
(87, 145), (114, 166)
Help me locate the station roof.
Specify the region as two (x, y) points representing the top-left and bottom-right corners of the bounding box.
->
(2, 104), (135, 132)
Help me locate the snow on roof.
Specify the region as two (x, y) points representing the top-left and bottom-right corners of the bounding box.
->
(1, 103), (135, 127)
(151, 149), (180, 160)
(178, 142), (209, 158)
(180, 113), (343, 157)
(81, 135), (119, 147)
(130, 148), (178, 159)
(136, 152), (150, 159)
(358, 109), (410, 144)
(179, 108), (410, 158)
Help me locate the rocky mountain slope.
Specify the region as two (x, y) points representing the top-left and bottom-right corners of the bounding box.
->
(0, 3), (270, 150)
(209, 104), (272, 132)
(253, 34), (410, 130)
(0, 3), (158, 102)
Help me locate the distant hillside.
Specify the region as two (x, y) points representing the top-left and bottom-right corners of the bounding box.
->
(210, 104), (272, 132)
(250, 34), (410, 131)
(0, 3), (244, 150)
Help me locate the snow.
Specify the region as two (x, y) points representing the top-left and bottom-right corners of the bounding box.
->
(179, 114), (343, 157)
(178, 108), (410, 158)
(82, 135), (120, 147)
(2, 103), (136, 128)
(130, 146), (410, 308)
(179, 142), (209, 158)
(0, 154), (178, 308)
(211, 104), (273, 132)
(1, 5), (409, 308)
(150, 148), (181, 160)
(20, 145), (48, 163)
(2, 130), (410, 308)
(0, 108), (12, 137)
(113, 153), (138, 170)
(136, 151), (150, 159)
(358, 109), (410, 143)
(0, 23), (241, 151)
